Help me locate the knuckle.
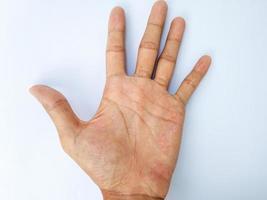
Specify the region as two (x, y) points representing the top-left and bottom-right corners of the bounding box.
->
(108, 29), (124, 34)
(192, 69), (204, 79)
(106, 44), (124, 53)
(155, 76), (168, 87)
(139, 40), (158, 51)
(167, 37), (182, 45)
(183, 77), (197, 89)
(159, 53), (176, 64)
(47, 99), (68, 112)
(135, 68), (151, 77)
(174, 92), (186, 106)
(148, 22), (163, 29)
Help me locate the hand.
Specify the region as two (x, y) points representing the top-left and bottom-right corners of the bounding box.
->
(30, 1), (211, 199)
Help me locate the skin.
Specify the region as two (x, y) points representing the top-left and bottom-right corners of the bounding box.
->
(30, 1), (211, 200)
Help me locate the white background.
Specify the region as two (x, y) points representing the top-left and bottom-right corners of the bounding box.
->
(1, 0), (267, 199)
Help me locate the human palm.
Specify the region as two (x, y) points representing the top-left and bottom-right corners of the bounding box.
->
(30, 1), (211, 199)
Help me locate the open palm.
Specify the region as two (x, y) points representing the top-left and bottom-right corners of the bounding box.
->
(30, 1), (211, 199)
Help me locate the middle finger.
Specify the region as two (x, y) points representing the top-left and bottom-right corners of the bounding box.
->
(134, 0), (168, 78)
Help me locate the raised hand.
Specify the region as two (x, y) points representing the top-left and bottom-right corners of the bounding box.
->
(30, 1), (211, 199)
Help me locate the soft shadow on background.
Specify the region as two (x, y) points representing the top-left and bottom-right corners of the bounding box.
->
(1, 0), (267, 199)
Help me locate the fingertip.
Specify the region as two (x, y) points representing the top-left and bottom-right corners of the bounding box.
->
(202, 55), (212, 65)
(29, 84), (42, 96)
(29, 85), (52, 109)
(29, 85), (46, 108)
(172, 17), (186, 27)
(29, 84), (64, 105)
(29, 84), (49, 95)
(109, 6), (125, 31)
(148, 0), (168, 25)
(169, 17), (186, 36)
(195, 55), (212, 73)
(29, 85), (35, 95)
(154, 0), (168, 10)
(110, 6), (125, 21)
(111, 6), (125, 16)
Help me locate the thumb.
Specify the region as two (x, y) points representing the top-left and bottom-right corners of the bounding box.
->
(29, 85), (81, 141)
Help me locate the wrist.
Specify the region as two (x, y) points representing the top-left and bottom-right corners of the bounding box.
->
(102, 190), (164, 200)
